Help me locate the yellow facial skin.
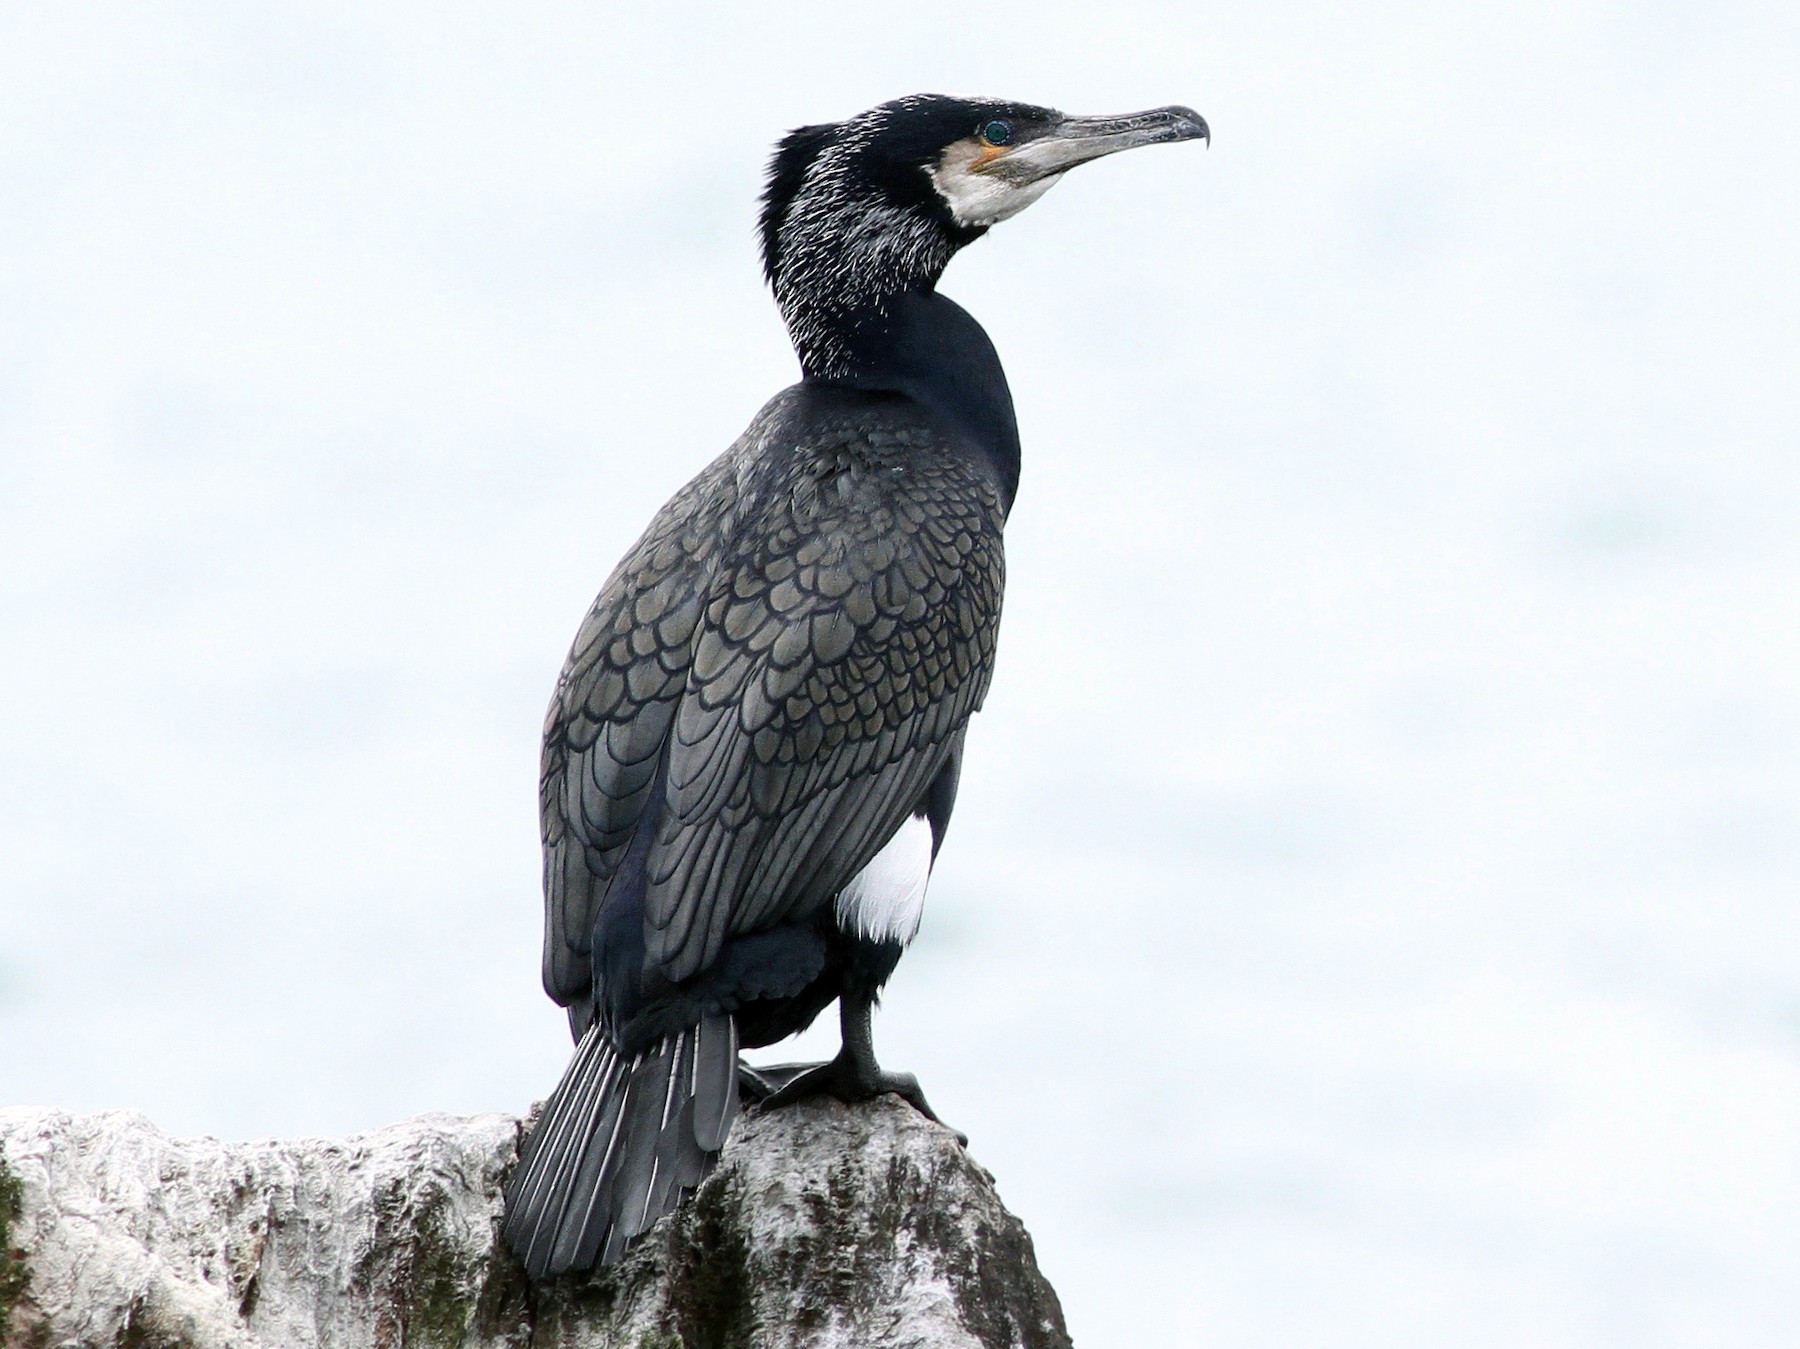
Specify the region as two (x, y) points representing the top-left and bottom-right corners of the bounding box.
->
(940, 135), (1012, 178)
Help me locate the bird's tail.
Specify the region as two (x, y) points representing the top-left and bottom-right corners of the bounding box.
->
(502, 1013), (740, 1277)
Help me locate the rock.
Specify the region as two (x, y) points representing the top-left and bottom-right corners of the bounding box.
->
(0, 1096), (1070, 1349)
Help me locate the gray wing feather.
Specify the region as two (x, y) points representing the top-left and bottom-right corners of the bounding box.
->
(539, 454), (740, 1007)
(641, 435), (1005, 983)
(543, 405), (1005, 1000)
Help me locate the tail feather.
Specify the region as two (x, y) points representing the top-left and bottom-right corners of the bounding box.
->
(503, 1014), (741, 1278)
(597, 1041), (676, 1265)
(554, 1047), (636, 1272)
(506, 1028), (612, 1274)
(633, 1036), (693, 1235)
(692, 1013), (737, 1151)
(655, 1097), (705, 1207)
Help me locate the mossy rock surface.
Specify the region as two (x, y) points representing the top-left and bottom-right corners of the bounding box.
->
(1, 1157), (34, 1345)
(0, 1100), (1066, 1349)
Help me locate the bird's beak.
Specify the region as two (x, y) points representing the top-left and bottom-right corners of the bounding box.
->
(994, 106), (1210, 185)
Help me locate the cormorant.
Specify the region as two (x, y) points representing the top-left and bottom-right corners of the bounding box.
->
(502, 93), (1208, 1278)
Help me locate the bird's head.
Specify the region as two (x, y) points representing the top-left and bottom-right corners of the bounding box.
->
(759, 94), (1208, 375)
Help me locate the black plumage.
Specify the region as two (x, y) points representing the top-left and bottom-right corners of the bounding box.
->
(503, 93), (1207, 1278)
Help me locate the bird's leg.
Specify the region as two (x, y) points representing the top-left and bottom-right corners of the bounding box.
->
(755, 989), (965, 1143)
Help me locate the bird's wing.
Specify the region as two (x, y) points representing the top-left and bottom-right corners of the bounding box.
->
(642, 431), (1006, 983)
(540, 452), (741, 1009)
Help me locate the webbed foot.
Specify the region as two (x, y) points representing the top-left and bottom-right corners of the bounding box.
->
(758, 1054), (967, 1145)
(736, 1060), (828, 1102)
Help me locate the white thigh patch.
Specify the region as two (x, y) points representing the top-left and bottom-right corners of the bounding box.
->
(834, 813), (933, 945)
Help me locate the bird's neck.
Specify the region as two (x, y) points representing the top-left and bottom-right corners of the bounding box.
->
(792, 287), (1021, 513)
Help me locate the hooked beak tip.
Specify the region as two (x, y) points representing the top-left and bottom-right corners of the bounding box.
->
(1167, 107), (1210, 146)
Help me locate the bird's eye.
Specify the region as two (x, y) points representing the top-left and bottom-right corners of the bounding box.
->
(979, 119), (1013, 147)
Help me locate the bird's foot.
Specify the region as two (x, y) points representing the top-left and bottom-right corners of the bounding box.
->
(736, 1060), (828, 1102)
(754, 1054), (966, 1145)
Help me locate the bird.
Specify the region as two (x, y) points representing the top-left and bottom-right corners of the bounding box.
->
(501, 93), (1208, 1278)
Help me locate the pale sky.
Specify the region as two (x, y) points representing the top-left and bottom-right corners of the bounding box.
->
(3, 2), (1798, 1344)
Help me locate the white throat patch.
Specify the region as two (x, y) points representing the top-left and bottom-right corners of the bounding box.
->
(927, 141), (1064, 228)
(835, 813), (934, 945)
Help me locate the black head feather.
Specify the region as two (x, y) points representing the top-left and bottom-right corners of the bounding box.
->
(756, 95), (1063, 297)
(759, 121), (841, 285)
